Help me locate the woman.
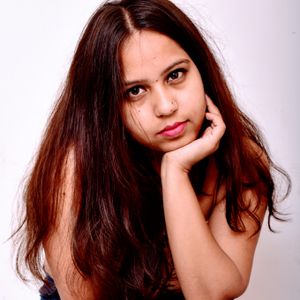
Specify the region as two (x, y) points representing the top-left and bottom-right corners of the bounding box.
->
(14, 0), (290, 299)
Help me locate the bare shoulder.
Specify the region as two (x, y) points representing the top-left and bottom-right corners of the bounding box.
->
(43, 147), (75, 287)
(43, 147), (98, 299)
(47, 147), (77, 233)
(45, 147), (76, 241)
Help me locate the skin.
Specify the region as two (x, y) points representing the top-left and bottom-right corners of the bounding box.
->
(44, 30), (266, 299)
(122, 30), (266, 299)
(44, 151), (100, 299)
(121, 30), (206, 153)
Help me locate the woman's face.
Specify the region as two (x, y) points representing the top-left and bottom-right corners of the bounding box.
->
(121, 30), (206, 153)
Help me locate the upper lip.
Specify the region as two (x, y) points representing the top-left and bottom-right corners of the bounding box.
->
(158, 121), (186, 134)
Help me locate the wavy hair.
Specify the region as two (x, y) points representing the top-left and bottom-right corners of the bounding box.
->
(14, 0), (290, 298)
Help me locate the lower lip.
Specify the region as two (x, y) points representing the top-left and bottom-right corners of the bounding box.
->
(159, 122), (187, 138)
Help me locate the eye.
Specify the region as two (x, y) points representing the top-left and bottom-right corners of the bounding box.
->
(126, 85), (146, 99)
(167, 68), (186, 83)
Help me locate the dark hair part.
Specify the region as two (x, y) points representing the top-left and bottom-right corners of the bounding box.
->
(14, 0), (290, 298)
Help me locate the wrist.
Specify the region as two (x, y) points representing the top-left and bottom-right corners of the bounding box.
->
(161, 153), (191, 178)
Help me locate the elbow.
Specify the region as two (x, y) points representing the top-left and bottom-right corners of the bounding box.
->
(182, 269), (249, 300)
(192, 277), (248, 300)
(200, 289), (246, 300)
(185, 285), (248, 300)
(209, 278), (249, 300)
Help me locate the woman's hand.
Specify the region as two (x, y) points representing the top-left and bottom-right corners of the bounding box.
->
(161, 95), (226, 173)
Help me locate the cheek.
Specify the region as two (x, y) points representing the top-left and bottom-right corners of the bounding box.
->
(192, 80), (206, 113)
(182, 85), (206, 115)
(195, 95), (207, 122)
(182, 85), (206, 130)
(123, 105), (147, 137)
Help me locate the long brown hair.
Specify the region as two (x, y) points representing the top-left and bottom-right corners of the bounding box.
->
(14, 0), (290, 298)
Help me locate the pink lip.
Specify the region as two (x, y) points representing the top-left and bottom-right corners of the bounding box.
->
(158, 121), (187, 137)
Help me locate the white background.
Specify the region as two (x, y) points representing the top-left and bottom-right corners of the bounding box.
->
(0, 0), (299, 299)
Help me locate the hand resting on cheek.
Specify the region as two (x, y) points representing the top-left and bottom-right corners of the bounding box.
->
(161, 95), (226, 173)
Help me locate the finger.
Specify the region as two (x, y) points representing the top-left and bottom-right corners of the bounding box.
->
(202, 126), (213, 137)
(205, 112), (224, 126)
(205, 95), (221, 115)
(205, 112), (226, 135)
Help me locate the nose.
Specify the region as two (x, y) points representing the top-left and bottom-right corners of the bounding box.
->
(153, 87), (178, 117)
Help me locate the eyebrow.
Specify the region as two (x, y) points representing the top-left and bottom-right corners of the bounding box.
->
(124, 58), (190, 86)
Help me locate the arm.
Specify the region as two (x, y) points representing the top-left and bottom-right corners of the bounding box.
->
(43, 151), (99, 300)
(161, 96), (266, 300)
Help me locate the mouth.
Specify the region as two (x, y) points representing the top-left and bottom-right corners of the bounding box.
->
(158, 121), (187, 138)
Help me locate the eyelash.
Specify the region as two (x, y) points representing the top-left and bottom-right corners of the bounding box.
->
(167, 68), (187, 82)
(125, 68), (187, 99)
(126, 85), (145, 99)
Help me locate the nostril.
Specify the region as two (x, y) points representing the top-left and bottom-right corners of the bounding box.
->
(156, 99), (178, 117)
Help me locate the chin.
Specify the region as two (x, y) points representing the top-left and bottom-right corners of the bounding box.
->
(158, 135), (197, 153)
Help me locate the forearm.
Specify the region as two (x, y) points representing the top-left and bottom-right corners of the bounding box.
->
(161, 163), (245, 299)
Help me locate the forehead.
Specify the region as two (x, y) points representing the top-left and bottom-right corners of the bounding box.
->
(120, 30), (189, 80)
